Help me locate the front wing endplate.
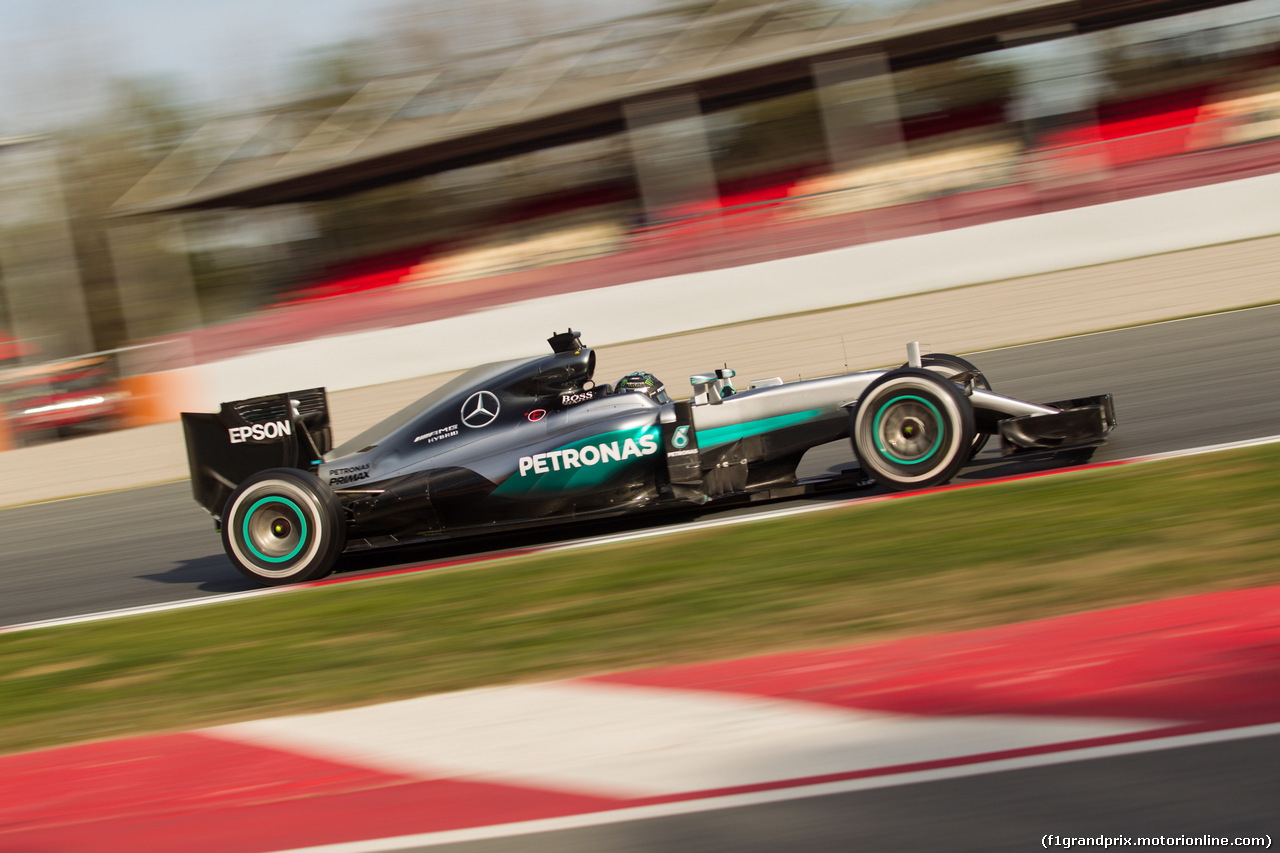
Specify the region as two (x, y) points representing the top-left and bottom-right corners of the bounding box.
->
(999, 394), (1116, 456)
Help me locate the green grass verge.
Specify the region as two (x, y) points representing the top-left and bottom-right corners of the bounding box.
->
(3, 444), (1279, 756)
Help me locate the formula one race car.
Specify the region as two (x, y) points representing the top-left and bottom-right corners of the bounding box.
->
(182, 331), (1114, 586)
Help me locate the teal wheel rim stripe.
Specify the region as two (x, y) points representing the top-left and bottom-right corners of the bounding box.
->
(243, 496), (308, 563)
(873, 394), (944, 465)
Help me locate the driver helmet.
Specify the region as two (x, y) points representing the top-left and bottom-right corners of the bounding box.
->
(615, 371), (670, 404)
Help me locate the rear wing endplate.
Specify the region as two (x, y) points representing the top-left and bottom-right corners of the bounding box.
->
(181, 388), (332, 519)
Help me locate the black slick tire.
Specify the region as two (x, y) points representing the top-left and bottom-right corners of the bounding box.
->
(221, 468), (345, 586)
(853, 368), (976, 490)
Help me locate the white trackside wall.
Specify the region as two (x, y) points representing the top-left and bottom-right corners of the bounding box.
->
(145, 172), (1280, 414)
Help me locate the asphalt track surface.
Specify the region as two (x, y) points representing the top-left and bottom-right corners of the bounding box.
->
(411, 734), (1280, 853)
(2, 304), (1279, 628)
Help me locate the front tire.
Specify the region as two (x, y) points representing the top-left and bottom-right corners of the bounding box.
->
(221, 469), (345, 586)
(853, 368), (975, 490)
(906, 352), (992, 461)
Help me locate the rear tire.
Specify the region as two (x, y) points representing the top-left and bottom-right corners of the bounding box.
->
(221, 468), (345, 586)
(853, 368), (975, 490)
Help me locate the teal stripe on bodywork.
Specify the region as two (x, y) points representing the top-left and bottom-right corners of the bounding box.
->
(697, 409), (826, 449)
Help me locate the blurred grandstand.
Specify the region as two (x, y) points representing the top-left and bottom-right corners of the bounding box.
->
(3, 0), (1280, 439)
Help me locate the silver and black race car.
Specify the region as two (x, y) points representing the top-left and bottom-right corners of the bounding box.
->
(182, 330), (1115, 586)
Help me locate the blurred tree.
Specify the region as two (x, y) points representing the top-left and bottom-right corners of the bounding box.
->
(289, 39), (383, 95)
(676, 0), (778, 16)
(286, 0), (589, 95)
(371, 1), (461, 71)
(101, 75), (194, 160)
(372, 0), (576, 65)
(53, 75), (196, 351)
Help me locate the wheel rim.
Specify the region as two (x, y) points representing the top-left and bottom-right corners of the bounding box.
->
(873, 395), (943, 465)
(242, 496), (307, 563)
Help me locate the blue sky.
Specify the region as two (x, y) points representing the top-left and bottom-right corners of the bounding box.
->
(3, 5), (356, 80)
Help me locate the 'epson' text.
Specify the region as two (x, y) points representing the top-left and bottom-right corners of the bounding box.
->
(228, 420), (292, 443)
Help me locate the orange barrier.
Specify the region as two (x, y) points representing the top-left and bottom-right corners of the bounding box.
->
(120, 371), (203, 428)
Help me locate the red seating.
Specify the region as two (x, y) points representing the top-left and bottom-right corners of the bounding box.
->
(273, 244), (443, 308)
(1037, 85), (1216, 167)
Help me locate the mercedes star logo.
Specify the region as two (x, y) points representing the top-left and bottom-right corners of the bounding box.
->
(461, 390), (500, 428)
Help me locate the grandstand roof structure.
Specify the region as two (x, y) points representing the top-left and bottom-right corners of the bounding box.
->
(112, 0), (1251, 216)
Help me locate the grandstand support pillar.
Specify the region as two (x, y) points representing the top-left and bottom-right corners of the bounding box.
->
(106, 215), (203, 368)
(812, 49), (906, 176)
(0, 137), (95, 361)
(812, 49), (938, 234)
(623, 88), (720, 231)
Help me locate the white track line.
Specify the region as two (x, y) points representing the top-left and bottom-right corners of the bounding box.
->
(3, 434), (1278, 635)
(268, 721), (1280, 853)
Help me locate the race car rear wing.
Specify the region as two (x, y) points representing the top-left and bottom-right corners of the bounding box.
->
(181, 388), (332, 520)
